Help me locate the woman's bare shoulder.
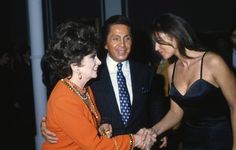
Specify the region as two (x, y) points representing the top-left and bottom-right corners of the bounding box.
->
(204, 51), (232, 80)
(204, 51), (225, 67)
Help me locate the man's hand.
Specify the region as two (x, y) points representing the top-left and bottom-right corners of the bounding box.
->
(41, 116), (58, 143)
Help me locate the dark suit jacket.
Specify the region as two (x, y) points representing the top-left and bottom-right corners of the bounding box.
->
(90, 58), (168, 136)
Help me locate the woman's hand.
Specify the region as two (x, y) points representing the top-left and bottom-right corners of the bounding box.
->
(98, 123), (112, 138)
(134, 128), (157, 150)
(159, 136), (168, 149)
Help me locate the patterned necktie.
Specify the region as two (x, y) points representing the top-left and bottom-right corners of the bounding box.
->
(117, 63), (131, 126)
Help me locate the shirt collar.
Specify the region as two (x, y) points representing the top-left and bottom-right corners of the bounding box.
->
(106, 54), (129, 73)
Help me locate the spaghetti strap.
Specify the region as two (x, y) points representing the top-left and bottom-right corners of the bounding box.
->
(172, 61), (177, 83)
(200, 52), (207, 79)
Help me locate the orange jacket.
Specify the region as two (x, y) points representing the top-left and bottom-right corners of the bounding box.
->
(42, 80), (133, 150)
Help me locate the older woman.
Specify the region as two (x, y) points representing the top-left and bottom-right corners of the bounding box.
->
(151, 13), (236, 150)
(42, 21), (156, 150)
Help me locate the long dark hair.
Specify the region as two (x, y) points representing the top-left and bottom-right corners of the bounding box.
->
(152, 13), (206, 58)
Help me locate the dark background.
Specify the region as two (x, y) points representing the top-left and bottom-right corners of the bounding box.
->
(7, 0), (236, 49)
(2, 0), (235, 149)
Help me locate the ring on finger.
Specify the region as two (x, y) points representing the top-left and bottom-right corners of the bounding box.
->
(105, 130), (111, 135)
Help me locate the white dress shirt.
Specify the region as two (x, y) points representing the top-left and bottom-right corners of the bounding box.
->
(106, 54), (133, 112)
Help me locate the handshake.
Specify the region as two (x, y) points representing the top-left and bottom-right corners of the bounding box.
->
(99, 124), (167, 150)
(42, 117), (167, 149)
(133, 128), (158, 150)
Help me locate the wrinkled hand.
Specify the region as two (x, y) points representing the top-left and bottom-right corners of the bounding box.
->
(134, 128), (157, 150)
(142, 128), (157, 150)
(98, 123), (112, 138)
(159, 136), (168, 149)
(41, 116), (58, 143)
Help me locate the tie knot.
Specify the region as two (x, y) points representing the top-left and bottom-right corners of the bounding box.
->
(117, 63), (123, 71)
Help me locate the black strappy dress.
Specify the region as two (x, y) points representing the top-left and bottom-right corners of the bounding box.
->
(169, 52), (232, 150)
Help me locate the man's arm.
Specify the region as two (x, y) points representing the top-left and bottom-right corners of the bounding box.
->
(41, 116), (58, 143)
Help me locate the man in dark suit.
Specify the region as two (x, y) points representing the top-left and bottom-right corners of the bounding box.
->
(91, 15), (167, 137)
(41, 15), (169, 149)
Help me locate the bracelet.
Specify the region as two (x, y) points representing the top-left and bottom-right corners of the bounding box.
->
(128, 134), (134, 150)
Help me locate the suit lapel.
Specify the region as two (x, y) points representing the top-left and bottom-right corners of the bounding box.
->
(130, 60), (139, 107)
(127, 61), (140, 124)
(99, 60), (122, 119)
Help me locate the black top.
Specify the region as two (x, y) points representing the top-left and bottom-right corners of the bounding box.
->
(170, 52), (229, 124)
(169, 52), (232, 149)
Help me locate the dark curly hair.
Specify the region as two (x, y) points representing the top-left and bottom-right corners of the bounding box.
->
(44, 20), (98, 79)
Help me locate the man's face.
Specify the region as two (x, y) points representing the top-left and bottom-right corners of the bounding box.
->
(105, 24), (132, 62)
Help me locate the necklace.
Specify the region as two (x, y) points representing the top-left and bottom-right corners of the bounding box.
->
(61, 79), (99, 127)
(65, 79), (88, 101)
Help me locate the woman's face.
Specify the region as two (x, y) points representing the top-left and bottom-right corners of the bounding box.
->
(154, 32), (177, 59)
(79, 53), (101, 80)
